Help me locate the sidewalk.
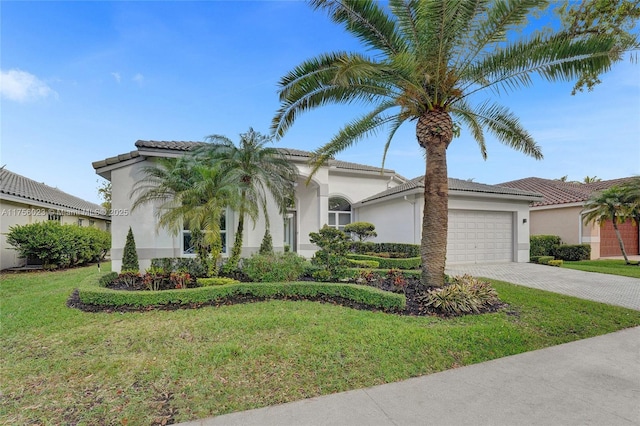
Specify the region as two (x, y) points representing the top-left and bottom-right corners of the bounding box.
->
(178, 326), (640, 425)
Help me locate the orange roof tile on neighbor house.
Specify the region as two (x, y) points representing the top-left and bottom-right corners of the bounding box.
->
(499, 177), (638, 207)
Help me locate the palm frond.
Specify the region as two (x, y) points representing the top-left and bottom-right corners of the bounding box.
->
(311, 0), (402, 55)
(449, 99), (487, 159)
(460, 32), (615, 97)
(308, 102), (402, 178)
(458, 100), (542, 159)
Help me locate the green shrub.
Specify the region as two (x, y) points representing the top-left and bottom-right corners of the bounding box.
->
(122, 227), (139, 272)
(347, 254), (421, 270)
(422, 275), (500, 315)
(538, 256), (555, 265)
(530, 255), (542, 263)
(6, 221), (110, 268)
(530, 235), (562, 257)
(311, 269), (333, 282)
(309, 226), (351, 280)
(345, 268), (421, 280)
(143, 267), (168, 291)
(243, 252), (308, 282)
(552, 244), (591, 261)
(98, 272), (118, 287)
(259, 230), (274, 255)
(197, 277), (240, 286)
(547, 260), (564, 267)
(347, 259), (380, 269)
(343, 222), (377, 242)
(150, 258), (207, 278)
(118, 270), (141, 286)
(76, 279), (405, 312)
(350, 242), (420, 258)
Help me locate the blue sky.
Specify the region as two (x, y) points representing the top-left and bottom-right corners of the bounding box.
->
(2, 1), (639, 205)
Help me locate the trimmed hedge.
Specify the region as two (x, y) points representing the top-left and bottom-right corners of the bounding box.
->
(197, 277), (240, 286)
(350, 242), (420, 258)
(345, 268), (421, 280)
(347, 254), (421, 270)
(347, 259), (380, 269)
(76, 273), (405, 312)
(530, 235), (562, 257)
(553, 244), (591, 261)
(548, 260), (564, 267)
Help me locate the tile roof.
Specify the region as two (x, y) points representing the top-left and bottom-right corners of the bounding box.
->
(0, 168), (108, 218)
(499, 177), (638, 207)
(358, 176), (542, 204)
(94, 140), (398, 175)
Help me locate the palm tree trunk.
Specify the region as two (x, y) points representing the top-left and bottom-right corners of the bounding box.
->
(612, 221), (630, 264)
(417, 109), (454, 290)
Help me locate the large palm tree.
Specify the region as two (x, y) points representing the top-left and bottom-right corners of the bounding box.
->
(583, 186), (632, 264)
(194, 128), (299, 270)
(272, 0), (618, 292)
(131, 157), (239, 275)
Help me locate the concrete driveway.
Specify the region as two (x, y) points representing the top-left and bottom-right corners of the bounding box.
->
(446, 262), (640, 311)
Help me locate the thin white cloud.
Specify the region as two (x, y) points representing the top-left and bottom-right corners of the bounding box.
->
(0, 69), (58, 102)
(132, 73), (144, 85)
(111, 72), (121, 83)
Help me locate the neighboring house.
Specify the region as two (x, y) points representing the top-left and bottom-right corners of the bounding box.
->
(0, 168), (111, 270)
(355, 177), (542, 264)
(94, 140), (541, 272)
(500, 177), (640, 259)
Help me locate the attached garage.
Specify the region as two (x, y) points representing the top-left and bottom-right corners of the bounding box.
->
(353, 177), (542, 265)
(447, 210), (514, 263)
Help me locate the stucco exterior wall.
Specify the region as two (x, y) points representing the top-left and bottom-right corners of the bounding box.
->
(529, 206), (583, 245)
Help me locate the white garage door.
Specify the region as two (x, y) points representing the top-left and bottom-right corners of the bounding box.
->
(447, 210), (513, 264)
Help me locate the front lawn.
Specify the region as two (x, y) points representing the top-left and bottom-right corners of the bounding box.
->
(562, 259), (640, 278)
(2, 264), (639, 425)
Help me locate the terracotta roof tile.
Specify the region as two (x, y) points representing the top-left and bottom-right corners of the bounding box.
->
(96, 140), (398, 175)
(358, 176), (541, 204)
(0, 168), (108, 218)
(499, 177), (637, 207)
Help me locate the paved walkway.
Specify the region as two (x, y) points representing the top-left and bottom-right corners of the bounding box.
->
(179, 265), (640, 426)
(446, 262), (640, 311)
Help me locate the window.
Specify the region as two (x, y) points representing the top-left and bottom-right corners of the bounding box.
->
(89, 220), (95, 227)
(106, 222), (111, 231)
(77, 218), (84, 226)
(183, 211), (228, 255)
(328, 197), (351, 231)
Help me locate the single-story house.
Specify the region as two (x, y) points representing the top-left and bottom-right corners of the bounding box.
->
(93, 140), (541, 272)
(500, 177), (640, 259)
(0, 168), (111, 270)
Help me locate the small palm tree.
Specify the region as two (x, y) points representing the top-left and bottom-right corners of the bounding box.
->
(272, 0), (618, 296)
(131, 157), (239, 275)
(194, 128), (298, 270)
(583, 186), (632, 264)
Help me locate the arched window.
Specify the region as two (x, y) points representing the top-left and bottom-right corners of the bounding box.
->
(328, 197), (351, 231)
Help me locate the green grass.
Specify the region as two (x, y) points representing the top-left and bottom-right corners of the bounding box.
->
(2, 264), (639, 425)
(562, 259), (640, 278)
